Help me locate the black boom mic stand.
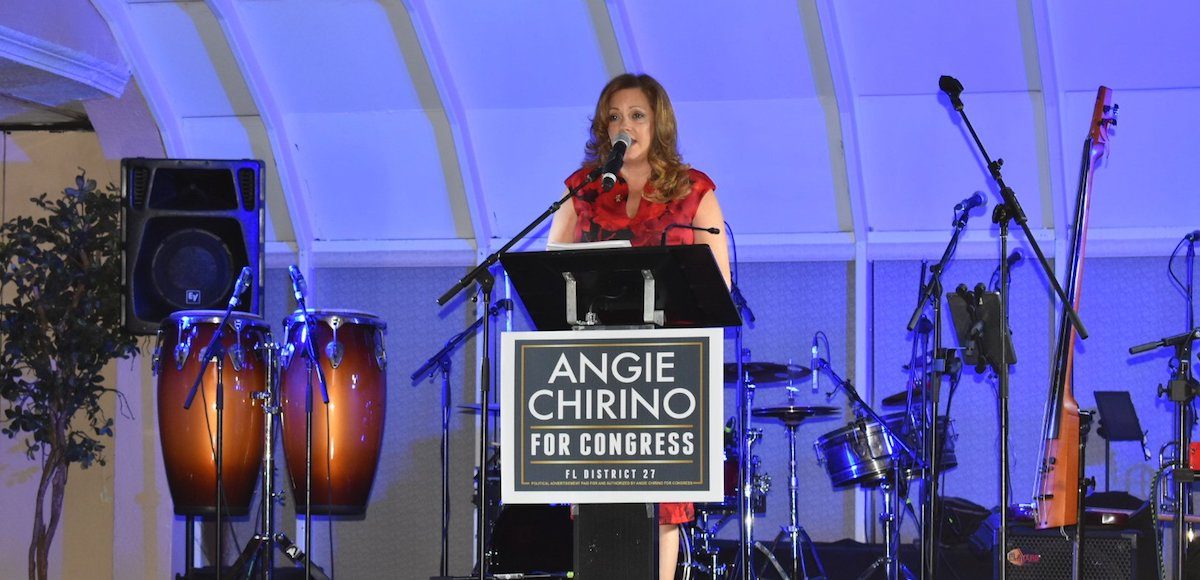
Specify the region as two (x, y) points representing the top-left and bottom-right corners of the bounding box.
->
(287, 265), (331, 580)
(904, 197), (976, 579)
(436, 168), (608, 579)
(938, 74), (1088, 580)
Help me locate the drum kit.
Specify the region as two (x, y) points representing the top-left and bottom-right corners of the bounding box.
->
(153, 274), (388, 579)
(682, 354), (958, 580)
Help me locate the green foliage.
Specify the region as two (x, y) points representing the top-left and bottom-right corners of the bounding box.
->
(0, 172), (139, 469)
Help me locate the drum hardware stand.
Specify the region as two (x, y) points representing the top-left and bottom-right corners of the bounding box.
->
(228, 340), (330, 580)
(411, 299), (513, 578)
(938, 75), (1087, 580)
(181, 269), (253, 579)
(287, 266), (332, 580)
(1130, 327), (1200, 580)
(858, 470), (914, 580)
(819, 359), (921, 580)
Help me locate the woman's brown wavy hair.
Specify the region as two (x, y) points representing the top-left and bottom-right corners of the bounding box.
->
(582, 73), (693, 203)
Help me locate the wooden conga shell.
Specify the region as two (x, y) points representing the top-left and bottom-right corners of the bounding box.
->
(155, 311), (269, 516)
(280, 309), (387, 515)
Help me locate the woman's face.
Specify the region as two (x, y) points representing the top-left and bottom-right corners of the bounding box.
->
(606, 87), (654, 164)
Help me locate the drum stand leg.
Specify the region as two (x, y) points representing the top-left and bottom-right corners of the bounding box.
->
(858, 477), (914, 580)
(226, 341), (330, 580)
(781, 423), (814, 579)
(685, 511), (729, 579)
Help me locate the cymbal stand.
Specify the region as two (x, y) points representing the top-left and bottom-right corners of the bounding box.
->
(727, 218), (757, 580)
(1130, 327), (1200, 580)
(411, 299), (513, 578)
(819, 359), (921, 580)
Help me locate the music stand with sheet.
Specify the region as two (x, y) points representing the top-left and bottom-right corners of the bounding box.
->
(1093, 390), (1148, 491)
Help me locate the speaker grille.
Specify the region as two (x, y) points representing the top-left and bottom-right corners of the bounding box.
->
(130, 166), (150, 209)
(149, 229), (235, 311)
(237, 167), (257, 211)
(1007, 527), (1144, 579)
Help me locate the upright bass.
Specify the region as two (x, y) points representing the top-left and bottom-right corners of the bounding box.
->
(1031, 86), (1117, 529)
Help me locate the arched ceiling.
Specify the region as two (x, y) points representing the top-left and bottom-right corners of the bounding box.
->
(4, 0), (1198, 266)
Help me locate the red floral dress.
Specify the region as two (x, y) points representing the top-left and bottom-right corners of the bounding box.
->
(564, 167), (716, 525)
(565, 167), (715, 248)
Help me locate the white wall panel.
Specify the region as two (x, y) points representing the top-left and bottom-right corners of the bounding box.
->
(677, 99), (840, 234)
(1050, 1), (1200, 92)
(423, 0), (607, 110)
(837, 2), (1030, 96)
(623, 0), (816, 101)
(858, 92), (1049, 232)
(285, 110), (459, 240)
(239, 0), (423, 113)
(1065, 88), (1200, 231)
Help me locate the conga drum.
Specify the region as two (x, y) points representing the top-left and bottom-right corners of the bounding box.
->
(280, 309), (387, 515)
(154, 310), (270, 516)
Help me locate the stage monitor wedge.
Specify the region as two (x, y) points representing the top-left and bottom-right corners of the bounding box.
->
(122, 158), (265, 335)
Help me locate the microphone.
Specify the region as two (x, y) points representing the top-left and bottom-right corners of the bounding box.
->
(1006, 248), (1024, 268)
(1184, 230), (1200, 242)
(601, 132), (633, 192)
(660, 223), (721, 246)
(228, 266), (252, 307)
(288, 264), (308, 303)
(811, 333), (820, 394)
(489, 298), (514, 316)
(939, 75), (964, 111)
(954, 191), (986, 212)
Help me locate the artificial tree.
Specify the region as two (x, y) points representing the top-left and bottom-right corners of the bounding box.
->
(0, 172), (139, 580)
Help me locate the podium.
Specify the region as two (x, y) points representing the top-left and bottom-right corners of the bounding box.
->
(499, 245), (740, 579)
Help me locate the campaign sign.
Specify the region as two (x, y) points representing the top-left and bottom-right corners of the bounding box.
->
(500, 328), (723, 504)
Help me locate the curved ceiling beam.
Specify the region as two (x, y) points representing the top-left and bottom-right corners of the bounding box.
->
(1022, 0), (1069, 275)
(402, 0), (490, 254)
(810, 0), (871, 542)
(205, 0), (314, 280)
(90, 0), (185, 155)
(597, 0), (637, 74)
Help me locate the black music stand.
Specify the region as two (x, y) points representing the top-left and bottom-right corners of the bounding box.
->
(1093, 391), (1148, 492)
(947, 288), (1017, 373)
(499, 244), (739, 578)
(500, 245), (741, 331)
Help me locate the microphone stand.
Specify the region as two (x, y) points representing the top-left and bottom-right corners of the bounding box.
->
(182, 280), (250, 579)
(436, 172), (603, 580)
(942, 77), (1088, 580)
(1130, 328), (1200, 580)
(290, 277), (330, 580)
(411, 300), (512, 578)
(904, 202), (972, 580)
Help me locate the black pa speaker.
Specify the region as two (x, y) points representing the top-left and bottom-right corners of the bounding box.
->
(1004, 523), (1153, 579)
(121, 158), (264, 334)
(574, 503), (656, 579)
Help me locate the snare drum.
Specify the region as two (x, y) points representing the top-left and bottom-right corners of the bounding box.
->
(813, 411), (957, 489)
(697, 428), (767, 514)
(280, 309), (387, 515)
(154, 310), (270, 516)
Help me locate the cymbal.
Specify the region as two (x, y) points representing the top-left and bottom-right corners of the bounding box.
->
(457, 403), (500, 415)
(751, 405), (839, 426)
(880, 386), (929, 407)
(724, 362), (811, 388)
